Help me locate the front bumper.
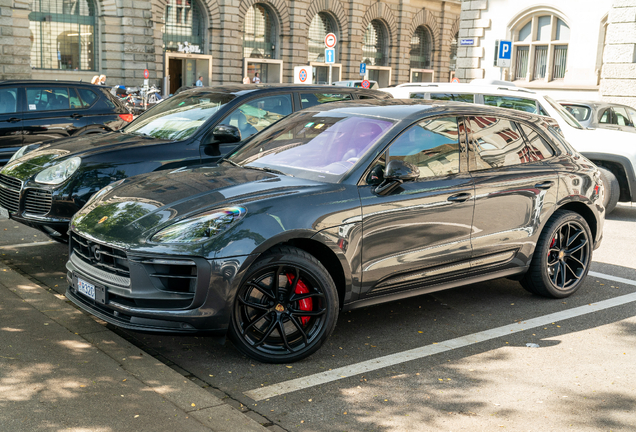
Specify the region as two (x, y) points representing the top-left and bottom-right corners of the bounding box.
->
(65, 233), (251, 333)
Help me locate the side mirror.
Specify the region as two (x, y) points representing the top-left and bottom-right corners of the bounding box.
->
(207, 125), (241, 145)
(375, 160), (419, 196)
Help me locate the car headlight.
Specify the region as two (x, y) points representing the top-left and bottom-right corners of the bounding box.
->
(35, 157), (81, 185)
(7, 145), (31, 163)
(151, 207), (246, 244)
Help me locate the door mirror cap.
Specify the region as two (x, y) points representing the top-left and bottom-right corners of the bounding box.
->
(207, 125), (241, 145)
(384, 159), (419, 181)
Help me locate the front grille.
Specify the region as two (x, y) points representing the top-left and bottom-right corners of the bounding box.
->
(71, 232), (130, 278)
(0, 174), (21, 213)
(24, 189), (52, 215)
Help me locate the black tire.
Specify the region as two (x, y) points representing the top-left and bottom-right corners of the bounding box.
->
(228, 246), (339, 363)
(598, 167), (619, 215)
(521, 210), (592, 298)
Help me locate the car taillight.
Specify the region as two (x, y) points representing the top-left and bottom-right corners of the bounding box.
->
(119, 113), (133, 122)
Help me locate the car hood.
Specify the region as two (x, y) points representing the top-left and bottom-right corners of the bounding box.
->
(70, 164), (325, 250)
(0, 132), (171, 181)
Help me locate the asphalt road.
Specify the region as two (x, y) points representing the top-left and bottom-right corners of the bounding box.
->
(2, 203), (636, 431)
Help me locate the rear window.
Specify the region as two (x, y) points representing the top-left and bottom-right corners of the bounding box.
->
(77, 88), (98, 107)
(483, 95), (538, 114)
(429, 93), (474, 103)
(562, 104), (591, 122)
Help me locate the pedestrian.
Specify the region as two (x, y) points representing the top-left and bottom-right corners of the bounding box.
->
(99, 75), (106, 85)
(91, 75), (99, 85)
(196, 76), (203, 87)
(242, 76), (250, 84)
(252, 72), (260, 84)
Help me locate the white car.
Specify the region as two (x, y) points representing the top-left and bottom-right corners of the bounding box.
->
(381, 82), (636, 214)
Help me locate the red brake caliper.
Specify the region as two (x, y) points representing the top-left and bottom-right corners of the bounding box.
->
(286, 273), (312, 325)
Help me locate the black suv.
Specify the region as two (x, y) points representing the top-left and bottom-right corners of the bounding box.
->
(0, 84), (389, 241)
(0, 80), (132, 166)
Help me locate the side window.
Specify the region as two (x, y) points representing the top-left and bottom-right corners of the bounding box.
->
(358, 94), (383, 100)
(220, 94), (293, 140)
(0, 87), (18, 114)
(613, 107), (634, 127)
(69, 88), (83, 109)
(300, 93), (352, 109)
(519, 124), (555, 161)
(538, 104), (549, 117)
(77, 88), (98, 107)
(598, 108), (612, 124)
(627, 108), (636, 126)
(467, 117), (530, 170)
(483, 95), (538, 114)
(387, 117), (460, 179)
(429, 93), (474, 103)
(409, 92), (427, 99)
(26, 87), (70, 111)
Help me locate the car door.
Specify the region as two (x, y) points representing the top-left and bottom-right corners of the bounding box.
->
(0, 86), (23, 165)
(466, 116), (559, 267)
(200, 93), (294, 163)
(22, 86), (78, 145)
(358, 116), (475, 297)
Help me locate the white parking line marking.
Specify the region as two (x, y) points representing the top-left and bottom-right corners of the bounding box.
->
(244, 271), (636, 401)
(0, 241), (57, 249)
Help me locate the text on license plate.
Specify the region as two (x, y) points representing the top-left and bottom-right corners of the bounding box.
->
(77, 277), (95, 300)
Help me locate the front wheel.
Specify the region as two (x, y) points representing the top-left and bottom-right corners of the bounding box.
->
(228, 246), (339, 363)
(521, 210), (592, 298)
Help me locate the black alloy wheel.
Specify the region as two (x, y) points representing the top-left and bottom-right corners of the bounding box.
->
(229, 246), (338, 363)
(521, 210), (592, 298)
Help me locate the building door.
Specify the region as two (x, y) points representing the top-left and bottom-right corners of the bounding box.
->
(168, 58), (183, 94)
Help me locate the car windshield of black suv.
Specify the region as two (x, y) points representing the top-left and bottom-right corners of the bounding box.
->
(123, 91), (235, 140)
(228, 112), (394, 182)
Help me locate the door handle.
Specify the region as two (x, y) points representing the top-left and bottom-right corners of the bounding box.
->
(447, 193), (472, 203)
(70, 113), (83, 119)
(534, 181), (554, 190)
(7, 117), (21, 123)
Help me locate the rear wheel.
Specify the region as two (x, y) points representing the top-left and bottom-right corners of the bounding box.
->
(229, 246), (338, 363)
(598, 167), (619, 215)
(521, 210), (592, 298)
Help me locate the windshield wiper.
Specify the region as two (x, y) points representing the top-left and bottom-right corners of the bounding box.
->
(219, 157), (240, 168)
(243, 165), (291, 177)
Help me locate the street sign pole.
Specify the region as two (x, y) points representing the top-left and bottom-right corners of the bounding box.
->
(329, 64), (332, 85)
(324, 34), (337, 85)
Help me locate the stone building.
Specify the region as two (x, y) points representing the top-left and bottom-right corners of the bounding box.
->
(0, 0), (461, 92)
(455, 0), (636, 107)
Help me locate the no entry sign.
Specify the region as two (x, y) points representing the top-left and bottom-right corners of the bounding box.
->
(143, 69), (149, 79)
(324, 33), (337, 48)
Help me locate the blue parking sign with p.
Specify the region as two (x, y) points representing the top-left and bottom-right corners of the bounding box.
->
(359, 63), (366, 76)
(497, 40), (512, 67)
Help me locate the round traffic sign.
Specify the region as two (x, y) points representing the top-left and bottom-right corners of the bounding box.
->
(143, 69), (149, 79)
(451, 77), (460, 83)
(299, 68), (307, 82)
(361, 79), (370, 89)
(324, 33), (337, 48)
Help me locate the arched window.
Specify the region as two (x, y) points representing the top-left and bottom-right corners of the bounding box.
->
(163, 0), (204, 52)
(362, 20), (388, 66)
(244, 4), (277, 59)
(308, 12), (337, 63)
(29, 0), (96, 70)
(512, 14), (570, 81)
(410, 26), (432, 69)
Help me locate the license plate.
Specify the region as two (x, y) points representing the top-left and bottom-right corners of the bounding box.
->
(77, 277), (95, 300)
(0, 206), (8, 219)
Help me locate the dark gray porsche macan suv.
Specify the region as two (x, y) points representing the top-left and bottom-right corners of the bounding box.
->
(65, 100), (605, 363)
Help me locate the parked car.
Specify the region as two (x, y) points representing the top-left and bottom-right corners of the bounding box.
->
(65, 99), (603, 363)
(559, 100), (636, 133)
(382, 82), (636, 214)
(333, 80), (380, 90)
(0, 85), (390, 241)
(0, 80), (132, 166)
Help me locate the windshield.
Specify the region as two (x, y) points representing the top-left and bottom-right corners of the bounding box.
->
(543, 95), (583, 129)
(123, 91), (235, 140)
(229, 112), (395, 182)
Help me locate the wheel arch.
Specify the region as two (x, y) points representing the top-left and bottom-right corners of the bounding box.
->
(555, 201), (599, 246)
(581, 152), (636, 202)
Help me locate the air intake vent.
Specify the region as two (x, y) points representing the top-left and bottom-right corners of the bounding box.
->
(0, 174), (21, 213)
(24, 189), (52, 215)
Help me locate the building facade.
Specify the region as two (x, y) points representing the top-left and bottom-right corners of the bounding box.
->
(0, 0), (461, 91)
(455, 0), (636, 107)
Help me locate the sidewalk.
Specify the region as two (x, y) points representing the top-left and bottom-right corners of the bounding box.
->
(0, 262), (269, 432)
